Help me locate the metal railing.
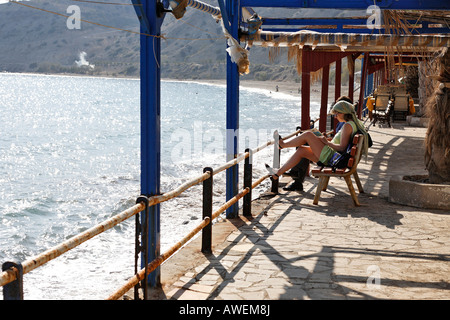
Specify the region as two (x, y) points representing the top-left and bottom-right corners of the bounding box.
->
(1, 128), (301, 300)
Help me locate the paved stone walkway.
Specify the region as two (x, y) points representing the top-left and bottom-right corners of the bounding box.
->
(153, 123), (450, 300)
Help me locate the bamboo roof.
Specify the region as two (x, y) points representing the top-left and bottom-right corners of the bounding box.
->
(240, 8), (449, 53)
(243, 31), (450, 53)
(393, 10), (450, 25)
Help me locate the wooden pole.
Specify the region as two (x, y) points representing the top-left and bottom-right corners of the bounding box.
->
(301, 47), (311, 130)
(319, 64), (330, 132)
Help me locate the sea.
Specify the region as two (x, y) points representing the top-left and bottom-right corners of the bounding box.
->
(0, 72), (320, 300)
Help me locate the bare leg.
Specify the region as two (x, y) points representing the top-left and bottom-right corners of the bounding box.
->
(279, 131), (319, 149)
(269, 132), (326, 180)
(276, 146), (317, 177)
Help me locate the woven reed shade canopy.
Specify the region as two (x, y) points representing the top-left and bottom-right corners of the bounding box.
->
(242, 31), (450, 52)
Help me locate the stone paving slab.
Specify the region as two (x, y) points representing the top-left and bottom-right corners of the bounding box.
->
(149, 124), (450, 300)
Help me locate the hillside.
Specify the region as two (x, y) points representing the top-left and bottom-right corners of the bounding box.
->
(0, 1), (364, 81)
(0, 1), (141, 77)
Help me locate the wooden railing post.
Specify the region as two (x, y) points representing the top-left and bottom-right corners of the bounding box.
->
(2, 262), (23, 300)
(202, 167), (213, 254)
(135, 196), (149, 300)
(243, 149), (253, 217)
(271, 132), (280, 194)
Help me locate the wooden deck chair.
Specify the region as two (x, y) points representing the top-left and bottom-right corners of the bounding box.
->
(311, 134), (365, 206)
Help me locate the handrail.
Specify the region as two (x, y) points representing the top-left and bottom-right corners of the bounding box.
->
(0, 203), (145, 287)
(1, 128), (299, 299)
(107, 186), (251, 300)
(108, 174), (269, 300)
(0, 173), (213, 288)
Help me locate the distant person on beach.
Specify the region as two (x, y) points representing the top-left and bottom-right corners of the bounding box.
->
(282, 95), (354, 191)
(266, 100), (369, 181)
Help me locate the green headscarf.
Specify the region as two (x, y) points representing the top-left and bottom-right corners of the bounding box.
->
(330, 101), (369, 159)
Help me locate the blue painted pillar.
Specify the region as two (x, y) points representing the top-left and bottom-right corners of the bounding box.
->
(358, 52), (370, 118)
(366, 73), (374, 97)
(139, 0), (166, 287)
(225, 0), (240, 218)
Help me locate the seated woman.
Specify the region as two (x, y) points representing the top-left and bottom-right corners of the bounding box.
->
(266, 101), (369, 180)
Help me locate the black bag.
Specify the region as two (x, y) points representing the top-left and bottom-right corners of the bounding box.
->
(328, 144), (353, 171)
(367, 132), (373, 148)
(357, 130), (373, 148)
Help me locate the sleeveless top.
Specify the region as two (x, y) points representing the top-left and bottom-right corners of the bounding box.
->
(318, 121), (357, 165)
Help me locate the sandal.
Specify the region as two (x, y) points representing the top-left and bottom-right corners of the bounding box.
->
(265, 163), (279, 179)
(274, 130), (283, 149)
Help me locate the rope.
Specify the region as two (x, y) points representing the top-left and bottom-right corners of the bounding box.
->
(187, 0), (221, 18)
(11, 0), (158, 38)
(70, 0), (139, 5)
(10, 1), (225, 41)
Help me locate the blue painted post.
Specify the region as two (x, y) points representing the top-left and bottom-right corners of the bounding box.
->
(139, 0), (166, 288)
(364, 72), (374, 118)
(358, 53), (370, 118)
(225, 0), (240, 218)
(366, 73), (374, 98)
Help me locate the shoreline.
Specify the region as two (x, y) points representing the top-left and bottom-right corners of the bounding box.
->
(166, 78), (349, 103)
(2, 71), (350, 104)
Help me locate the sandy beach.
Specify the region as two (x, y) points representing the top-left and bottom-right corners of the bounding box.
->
(188, 78), (353, 107)
(7, 72), (353, 106)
